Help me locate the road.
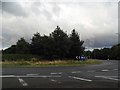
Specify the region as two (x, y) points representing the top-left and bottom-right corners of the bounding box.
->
(1, 60), (119, 88)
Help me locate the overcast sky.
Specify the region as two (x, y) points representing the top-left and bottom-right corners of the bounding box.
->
(0, 0), (119, 50)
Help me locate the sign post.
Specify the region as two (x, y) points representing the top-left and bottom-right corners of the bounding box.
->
(81, 55), (85, 63)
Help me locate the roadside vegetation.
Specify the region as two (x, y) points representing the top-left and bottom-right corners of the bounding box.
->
(2, 26), (84, 60)
(1, 26), (119, 67)
(1, 59), (102, 67)
(2, 54), (40, 61)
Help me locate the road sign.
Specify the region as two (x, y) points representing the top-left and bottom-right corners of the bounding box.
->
(81, 55), (85, 61)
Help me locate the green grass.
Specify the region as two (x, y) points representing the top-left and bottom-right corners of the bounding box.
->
(1, 59), (102, 67)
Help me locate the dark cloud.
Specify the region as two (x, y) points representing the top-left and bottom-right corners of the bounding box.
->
(2, 31), (20, 48)
(2, 28), (31, 49)
(1, 2), (118, 50)
(2, 2), (28, 17)
(84, 34), (118, 49)
(0, 1), (1, 14)
(118, 2), (120, 43)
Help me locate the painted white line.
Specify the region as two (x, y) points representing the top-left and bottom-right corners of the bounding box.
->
(69, 76), (92, 82)
(0, 75), (15, 77)
(18, 75), (62, 78)
(18, 78), (28, 86)
(1, 75), (61, 78)
(50, 72), (62, 75)
(95, 76), (118, 77)
(26, 74), (39, 76)
(51, 79), (57, 82)
(71, 71), (81, 73)
(95, 76), (119, 81)
(50, 79), (61, 83)
(101, 69), (109, 72)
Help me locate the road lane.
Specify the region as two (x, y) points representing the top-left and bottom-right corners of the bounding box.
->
(2, 60), (119, 88)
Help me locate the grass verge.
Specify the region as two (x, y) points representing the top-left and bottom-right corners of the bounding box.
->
(1, 59), (102, 67)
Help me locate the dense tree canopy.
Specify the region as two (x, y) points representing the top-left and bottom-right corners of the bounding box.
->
(3, 26), (84, 60)
(110, 44), (120, 60)
(86, 44), (120, 60)
(3, 26), (120, 60)
(16, 38), (30, 54)
(69, 29), (84, 59)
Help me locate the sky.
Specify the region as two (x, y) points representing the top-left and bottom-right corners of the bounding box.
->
(0, 0), (119, 51)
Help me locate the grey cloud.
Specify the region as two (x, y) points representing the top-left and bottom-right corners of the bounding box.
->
(118, 2), (120, 43)
(32, 2), (41, 6)
(1, 2), (118, 50)
(0, 2), (1, 16)
(2, 29), (31, 49)
(31, 2), (53, 21)
(52, 4), (61, 17)
(2, 31), (20, 48)
(30, 2), (41, 15)
(84, 34), (118, 49)
(2, 2), (28, 17)
(42, 9), (53, 20)
(0, 1), (2, 9)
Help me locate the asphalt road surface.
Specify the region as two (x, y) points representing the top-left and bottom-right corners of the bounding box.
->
(1, 60), (119, 88)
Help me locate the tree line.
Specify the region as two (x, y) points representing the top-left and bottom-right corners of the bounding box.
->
(3, 26), (84, 60)
(2, 26), (120, 60)
(84, 44), (120, 60)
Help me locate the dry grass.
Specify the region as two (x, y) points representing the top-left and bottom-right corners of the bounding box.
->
(1, 59), (102, 67)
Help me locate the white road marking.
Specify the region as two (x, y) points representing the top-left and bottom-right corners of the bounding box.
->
(104, 76), (118, 77)
(50, 79), (61, 83)
(95, 76), (118, 77)
(51, 79), (57, 82)
(1, 75), (61, 78)
(0, 75), (15, 77)
(95, 76), (119, 81)
(101, 69), (109, 72)
(69, 76), (92, 82)
(17, 75), (62, 78)
(26, 74), (39, 76)
(71, 71), (81, 73)
(50, 72), (62, 75)
(18, 78), (28, 86)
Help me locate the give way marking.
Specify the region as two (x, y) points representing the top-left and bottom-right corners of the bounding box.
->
(69, 76), (92, 82)
(95, 76), (119, 81)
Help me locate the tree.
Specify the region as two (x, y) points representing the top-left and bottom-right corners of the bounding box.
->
(40, 35), (54, 60)
(3, 45), (16, 54)
(16, 38), (30, 54)
(31, 32), (43, 55)
(3, 26), (85, 60)
(69, 29), (84, 59)
(110, 44), (120, 60)
(50, 26), (69, 59)
(100, 48), (110, 60)
(84, 50), (92, 59)
(118, 44), (120, 60)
